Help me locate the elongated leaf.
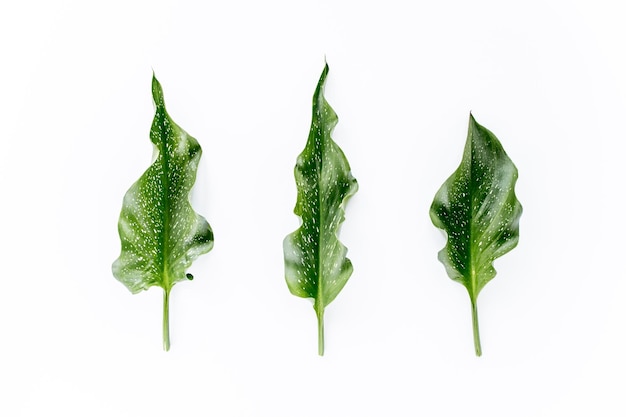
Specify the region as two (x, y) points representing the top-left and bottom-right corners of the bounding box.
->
(430, 114), (522, 356)
(283, 63), (358, 356)
(112, 74), (214, 351)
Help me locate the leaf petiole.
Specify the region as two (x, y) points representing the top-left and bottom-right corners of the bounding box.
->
(316, 304), (325, 356)
(163, 288), (171, 351)
(471, 298), (482, 356)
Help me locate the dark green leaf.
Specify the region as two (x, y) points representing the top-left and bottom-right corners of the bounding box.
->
(112, 74), (214, 351)
(430, 114), (522, 356)
(283, 63), (358, 356)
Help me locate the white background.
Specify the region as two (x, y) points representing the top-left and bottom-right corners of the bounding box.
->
(1, 0), (625, 416)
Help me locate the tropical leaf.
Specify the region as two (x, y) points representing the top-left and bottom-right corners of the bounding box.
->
(112, 74), (214, 351)
(430, 114), (522, 356)
(284, 63), (358, 356)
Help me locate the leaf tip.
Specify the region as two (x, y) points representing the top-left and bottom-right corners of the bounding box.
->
(312, 61), (331, 110)
(319, 56), (330, 80)
(151, 72), (166, 109)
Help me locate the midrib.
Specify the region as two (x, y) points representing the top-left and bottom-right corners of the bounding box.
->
(160, 123), (172, 290)
(315, 125), (326, 306)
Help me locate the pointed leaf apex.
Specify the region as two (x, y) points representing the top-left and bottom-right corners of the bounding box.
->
(319, 61), (329, 84)
(151, 73), (166, 110)
(313, 62), (330, 108)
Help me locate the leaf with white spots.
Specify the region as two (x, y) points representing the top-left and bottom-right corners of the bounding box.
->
(283, 63), (358, 356)
(430, 114), (522, 356)
(112, 74), (214, 351)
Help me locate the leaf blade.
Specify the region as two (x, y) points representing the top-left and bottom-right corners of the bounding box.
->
(112, 75), (213, 349)
(430, 114), (522, 355)
(283, 63), (358, 355)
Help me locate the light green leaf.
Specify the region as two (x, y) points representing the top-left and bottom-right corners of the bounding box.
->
(283, 63), (358, 356)
(430, 114), (522, 356)
(112, 74), (214, 351)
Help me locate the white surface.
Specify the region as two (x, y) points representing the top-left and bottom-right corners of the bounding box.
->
(1, 0), (625, 416)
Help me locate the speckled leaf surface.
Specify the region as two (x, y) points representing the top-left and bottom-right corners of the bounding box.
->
(112, 75), (214, 351)
(430, 114), (522, 356)
(283, 63), (358, 356)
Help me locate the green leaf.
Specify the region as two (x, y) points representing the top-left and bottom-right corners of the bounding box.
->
(283, 63), (358, 356)
(112, 74), (214, 351)
(430, 114), (522, 356)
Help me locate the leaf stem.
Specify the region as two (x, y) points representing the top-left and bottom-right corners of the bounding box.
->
(163, 288), (171, 351)
(316, 305), (325, 356)
(471, 298), (482, 356)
